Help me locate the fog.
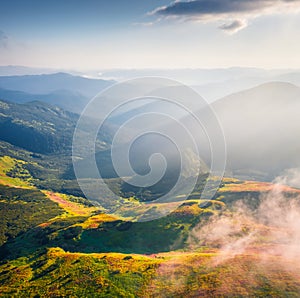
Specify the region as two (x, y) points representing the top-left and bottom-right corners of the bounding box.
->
(189, 171), (300, 265)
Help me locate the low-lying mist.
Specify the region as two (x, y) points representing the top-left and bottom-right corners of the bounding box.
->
(189, 169), (300, 265)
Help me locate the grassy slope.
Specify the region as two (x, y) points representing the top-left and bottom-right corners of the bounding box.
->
(0, 248), (160, 298)
(0, 156), (33, 188)
(1, 249), (300, 297)
(1, 154), (300, 296)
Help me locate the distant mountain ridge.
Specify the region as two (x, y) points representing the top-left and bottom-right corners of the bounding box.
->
(0, 87), (89, 113)
(0, 72), (114, 113)
(0, 72), (114, 96)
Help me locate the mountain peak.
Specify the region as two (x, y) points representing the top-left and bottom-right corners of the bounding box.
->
(214, 81), (300, 107)
(254, 81), (300, 90)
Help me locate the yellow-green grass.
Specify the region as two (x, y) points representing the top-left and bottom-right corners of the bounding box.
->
(219, 179), (300, 194)
(78, 213), (120, 229)
(144, 250), (300, 297)
(1, 248), (300, 297)
(0, 156), (33, 189)
(0, 247), (162, 298)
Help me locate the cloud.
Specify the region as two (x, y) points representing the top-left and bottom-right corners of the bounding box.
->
(218, 19), (248, 33)
(0, 30), (8, 48)
(153, 0), (300, 33)
(274, 167), (300, 188)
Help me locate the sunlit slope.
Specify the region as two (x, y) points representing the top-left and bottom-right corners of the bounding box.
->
(1, 148), (300, 297)
(1, 248), (300, 298)
(0, 156), (33, 188)
(1, 153), (300, 258)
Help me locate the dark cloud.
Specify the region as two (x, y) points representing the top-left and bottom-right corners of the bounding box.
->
(0, 30), (8, 48)
(155, 0), (300, 16)
(156, 0), (265, 16)
(153, 0), (300, 33)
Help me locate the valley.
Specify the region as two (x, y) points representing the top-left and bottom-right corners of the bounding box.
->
(0, 73), (300, 297)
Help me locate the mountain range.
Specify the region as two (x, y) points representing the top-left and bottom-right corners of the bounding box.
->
(0, 72), (114, 113)
(1, 77), (300, 182)
(0, 71), (300, 296)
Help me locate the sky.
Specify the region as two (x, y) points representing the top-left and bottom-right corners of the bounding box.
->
(0, 0), (300, 70)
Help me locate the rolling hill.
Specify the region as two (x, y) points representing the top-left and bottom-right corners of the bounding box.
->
(210, 82), (300, 179)
(0, 100), (77, 154)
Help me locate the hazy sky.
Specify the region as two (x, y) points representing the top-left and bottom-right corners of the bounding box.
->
(0, 0), (300, 70)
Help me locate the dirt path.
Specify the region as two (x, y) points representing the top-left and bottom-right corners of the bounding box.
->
(43, 191), (93, 216)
